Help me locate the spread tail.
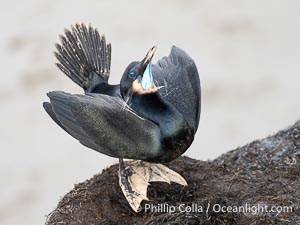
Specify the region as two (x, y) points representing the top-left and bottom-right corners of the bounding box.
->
(54, 23), (111, 92)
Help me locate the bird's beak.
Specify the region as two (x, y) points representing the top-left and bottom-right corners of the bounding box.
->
(140, 46), (157, 90)
(142, 46), (157, 68)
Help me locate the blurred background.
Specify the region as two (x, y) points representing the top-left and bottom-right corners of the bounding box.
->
(1, 0), (300, 224)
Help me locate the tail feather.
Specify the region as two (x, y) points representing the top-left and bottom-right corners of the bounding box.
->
(54, 23), (111, 91)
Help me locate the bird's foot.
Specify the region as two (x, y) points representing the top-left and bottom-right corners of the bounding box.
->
(118, 159), (187, 212)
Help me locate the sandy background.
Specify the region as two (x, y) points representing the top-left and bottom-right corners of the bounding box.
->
(1, 0), (300, 224)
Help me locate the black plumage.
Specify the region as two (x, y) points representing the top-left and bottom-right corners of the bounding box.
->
(44, 23), (200, 164)
(44, 23), (201, 211)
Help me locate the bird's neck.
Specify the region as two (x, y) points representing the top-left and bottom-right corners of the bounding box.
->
(130, 92), (189, 138)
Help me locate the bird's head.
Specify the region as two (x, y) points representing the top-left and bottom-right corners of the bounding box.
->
(120, 46), (157, 102)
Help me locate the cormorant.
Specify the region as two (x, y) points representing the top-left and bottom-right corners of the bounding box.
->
(43, 23), (201, 212)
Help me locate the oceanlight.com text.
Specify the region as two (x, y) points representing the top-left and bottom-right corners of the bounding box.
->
(144, 203), (293, 216)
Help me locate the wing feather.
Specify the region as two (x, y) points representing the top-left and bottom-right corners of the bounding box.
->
(152, 46), (201, 131)
(47, 91), (161, 160)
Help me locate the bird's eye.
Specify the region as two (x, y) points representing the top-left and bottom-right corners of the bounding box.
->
(129, 71), (135, 78)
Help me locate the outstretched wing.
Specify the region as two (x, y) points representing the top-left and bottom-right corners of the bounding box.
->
(45, 91), (161, 160)
(152, 46), (201, 132)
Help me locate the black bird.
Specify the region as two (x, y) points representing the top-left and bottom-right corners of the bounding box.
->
(43, 23), (201, 211)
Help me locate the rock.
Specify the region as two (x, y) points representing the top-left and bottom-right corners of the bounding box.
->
(46, 120), (300, 225)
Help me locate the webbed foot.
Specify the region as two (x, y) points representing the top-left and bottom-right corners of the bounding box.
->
(118, 159), (187, 212)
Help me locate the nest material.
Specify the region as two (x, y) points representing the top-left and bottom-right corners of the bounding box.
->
(46, 120), (300, 225)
